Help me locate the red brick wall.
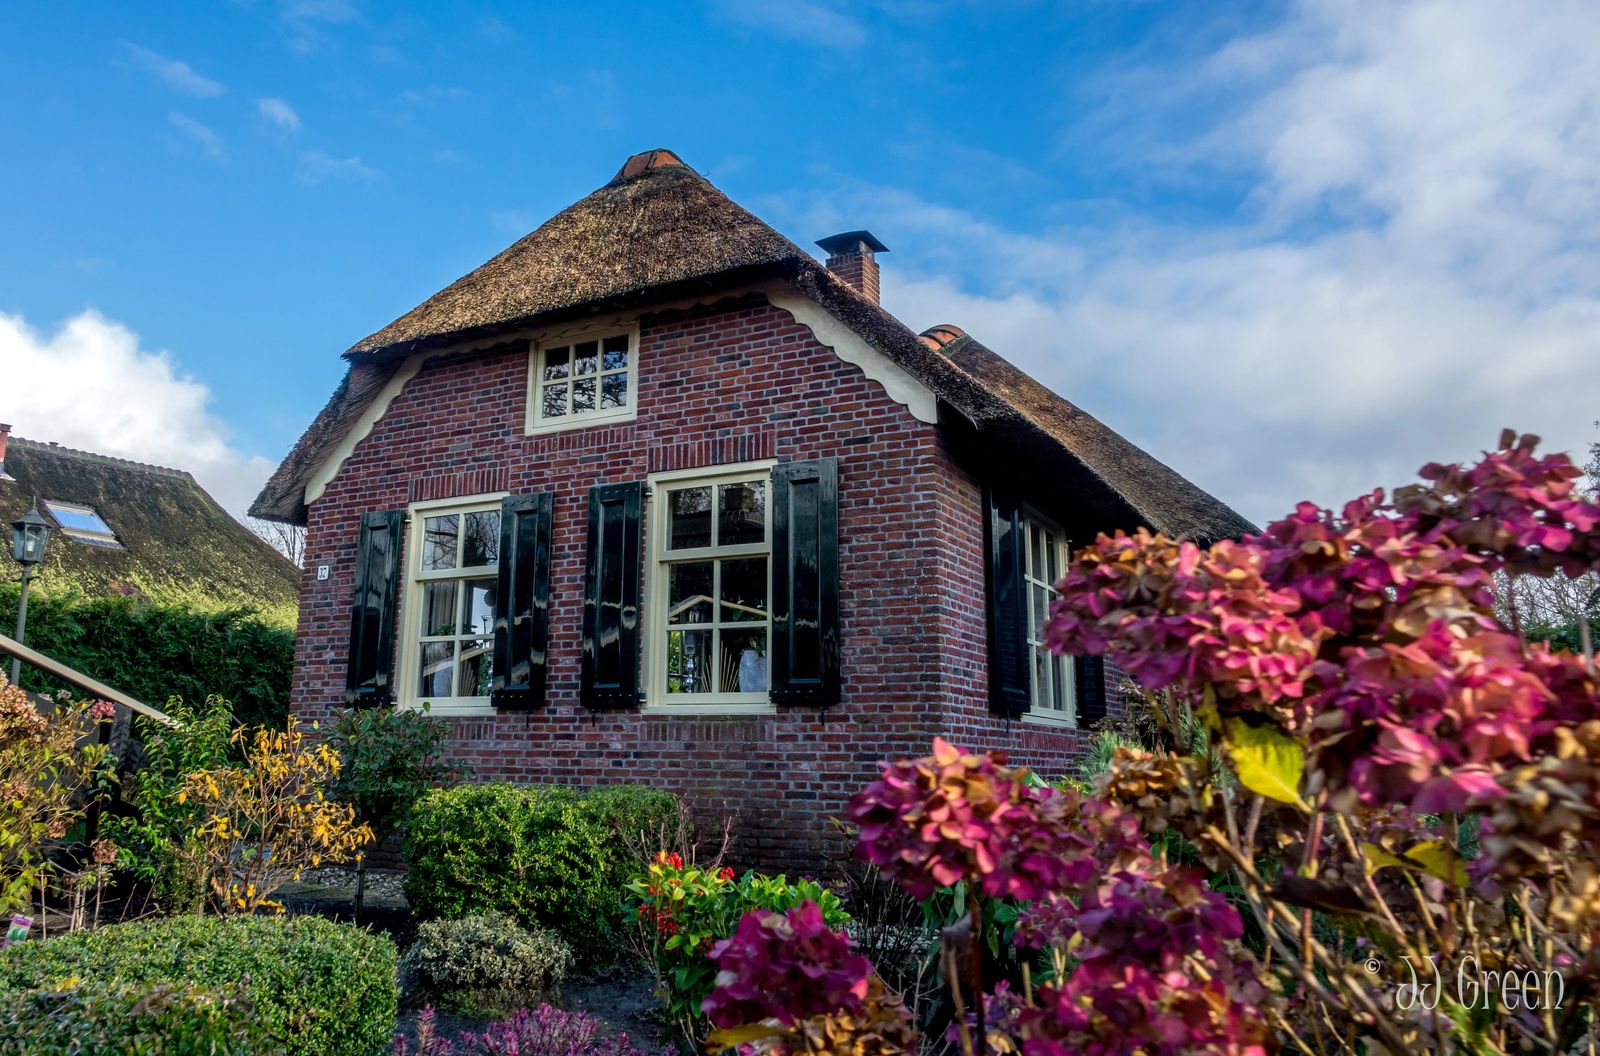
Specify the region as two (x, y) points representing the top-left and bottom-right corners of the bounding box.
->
(293, 294), (1097, 870)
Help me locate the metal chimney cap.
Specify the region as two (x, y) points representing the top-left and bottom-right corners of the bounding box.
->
(816, 230), (889, 256)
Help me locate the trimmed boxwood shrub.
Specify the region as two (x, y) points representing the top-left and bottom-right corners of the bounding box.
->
(0, 915), (396, 1056)
(0, 980), (280, 1056)
(403, 783), (677, 963)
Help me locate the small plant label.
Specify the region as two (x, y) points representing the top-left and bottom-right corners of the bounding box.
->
(1, 915), (31, 947)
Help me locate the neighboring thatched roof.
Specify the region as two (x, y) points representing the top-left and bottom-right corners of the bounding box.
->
(253, 148), (1252, 541)
(1, 438), (301, 620)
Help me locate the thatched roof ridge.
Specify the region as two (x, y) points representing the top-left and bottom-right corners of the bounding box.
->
(344, 158), (808, 359)
(2, 437), (301, 621)
(253, 149), (1253, 543)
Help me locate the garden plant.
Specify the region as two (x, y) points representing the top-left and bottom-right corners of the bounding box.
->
(395, 1003), (675, 1056)
(697, 432), (1600, 1055)
(178, 717), (372, 914)
(624, 851), (850, 1043)
(0, 677), (114, 919)
(404, 782), (677, 964)
(0, 913), (398, 1056)
(104, 694), (236, 913)
(329, 702), (460, 916)
(400, 911), (574, 1017)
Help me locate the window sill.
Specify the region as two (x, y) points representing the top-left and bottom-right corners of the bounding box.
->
(1021, 710), (1079, 730)
(401, 699), (497, 717)
(525, 407), (637, 436)
(641, 702), (777, 717)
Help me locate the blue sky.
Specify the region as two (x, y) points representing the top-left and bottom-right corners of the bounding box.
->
(3, 1), (1597, 522)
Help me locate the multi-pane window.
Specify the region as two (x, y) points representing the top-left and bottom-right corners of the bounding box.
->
(531, 331), (634, 429)
(1024, 514), (1076, 721)
(652, 470), (771, 704)
(411, 503), (500, 706)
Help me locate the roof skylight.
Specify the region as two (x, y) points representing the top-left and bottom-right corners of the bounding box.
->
(42, 500), (123, 549)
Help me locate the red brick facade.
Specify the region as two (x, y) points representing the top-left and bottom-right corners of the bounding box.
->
(293, 292), (1112, 869)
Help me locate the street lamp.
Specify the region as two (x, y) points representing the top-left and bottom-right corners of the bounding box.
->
(9, 501), (51, 685)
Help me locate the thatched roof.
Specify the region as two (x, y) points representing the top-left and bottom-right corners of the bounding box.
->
(253, 149), (1252, 541)
(1, 438), (300, 621)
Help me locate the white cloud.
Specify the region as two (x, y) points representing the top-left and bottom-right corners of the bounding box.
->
(711, 0), (867, 48)
(277, 0), (359, 54)
(298, 150), (378, 184)
(121, 43), (224, 97)
(256, 97), (301, 133)
(801, 0), (1600, 526)
(0, 310), (273, 519)
(167, 112), (224, 159)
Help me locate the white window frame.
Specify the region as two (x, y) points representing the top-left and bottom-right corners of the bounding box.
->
(1021, 509), (1077, 727)
(525, 323), (640, 434)
(42, 500), (123, 549)
(644, 459), (777, 715)
(397, 492), (508, 717)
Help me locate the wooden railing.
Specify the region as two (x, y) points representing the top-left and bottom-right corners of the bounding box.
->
(0, 631), (177, 727)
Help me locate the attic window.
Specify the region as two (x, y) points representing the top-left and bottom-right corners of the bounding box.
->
(42, 500), (123, 550)
(527, 328), (637, 433)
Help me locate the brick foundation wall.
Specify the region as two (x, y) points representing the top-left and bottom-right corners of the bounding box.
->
(293, 294), (1097, 871)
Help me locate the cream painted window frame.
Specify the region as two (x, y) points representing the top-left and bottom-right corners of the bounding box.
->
(1021, 509), (1078, 727)
(644, 459), (778, 715)
(525, 323), (640, 434)
(397, 491), (509, 717)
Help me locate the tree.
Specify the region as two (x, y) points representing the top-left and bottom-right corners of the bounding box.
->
(248, 518), (307, 568)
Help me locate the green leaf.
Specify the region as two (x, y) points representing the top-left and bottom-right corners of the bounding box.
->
(1223, 719), (1307, 808)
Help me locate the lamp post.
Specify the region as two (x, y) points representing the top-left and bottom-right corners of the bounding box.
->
(10, 502), (51, 686)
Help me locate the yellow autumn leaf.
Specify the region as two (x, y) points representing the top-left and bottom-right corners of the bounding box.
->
(1360, 843), (1410, 874)
(707, 1025), (790, 1048)
(1224, 718), (1309, 809)
(1402, 840), (1469, 886)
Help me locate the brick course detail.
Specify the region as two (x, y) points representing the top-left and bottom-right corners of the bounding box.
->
(294, 296), (1116, 870)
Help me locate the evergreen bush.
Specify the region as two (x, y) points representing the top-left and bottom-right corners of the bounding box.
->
(0, 980), (278, 1056)
(0, 585), (292, 727)
(0, 914), (397, 1056)
(403, 783), (678, 964)
(400, 912), (573, 1017)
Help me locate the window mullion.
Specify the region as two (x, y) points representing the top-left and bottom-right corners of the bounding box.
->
(711, 559), (723, 691)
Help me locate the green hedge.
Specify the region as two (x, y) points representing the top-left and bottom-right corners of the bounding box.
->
(403, 782), (678, 963)
(0, 585), (292, 727)
(0, 915), (396, 1056)
(0, 980), (280, 1056)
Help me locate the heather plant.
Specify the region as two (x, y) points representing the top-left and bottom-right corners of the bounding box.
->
(400, 912), (573, 1017)
(0, 677), (114, 917)
(104, 695), (235, 913)
(178, 717), (372, 914)
(622, 852), (849, 1045)
(394, 1004), (674, 1056)
(702, 432), (1600, 1055)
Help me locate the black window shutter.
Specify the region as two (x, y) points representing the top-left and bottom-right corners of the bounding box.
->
(770, 457), (841, 707)
(581, 481), (643, 709)
(345, 508), (404, 707)
(491, 492), (554, 709)
(1075, 654), (1108, 727)
(985, 491), (1030, 718)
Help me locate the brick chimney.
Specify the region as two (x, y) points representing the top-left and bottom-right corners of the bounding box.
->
(0, 424), (11, 482)
(816, 231), (889, 304)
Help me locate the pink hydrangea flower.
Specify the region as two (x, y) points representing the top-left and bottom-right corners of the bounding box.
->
(701, 901), (873, 1029)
